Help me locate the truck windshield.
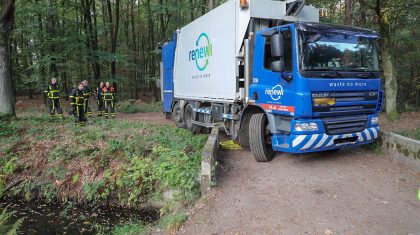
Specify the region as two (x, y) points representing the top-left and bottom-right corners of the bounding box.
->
(299, 31), (380, 74)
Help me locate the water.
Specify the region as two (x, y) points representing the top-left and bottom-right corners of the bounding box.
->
(0, 199), (159, 234)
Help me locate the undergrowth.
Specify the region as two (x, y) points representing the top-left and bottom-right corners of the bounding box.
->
(396, 128), (420, 141)
(0, 113), (207, 232)
(0, 207), (23, 235)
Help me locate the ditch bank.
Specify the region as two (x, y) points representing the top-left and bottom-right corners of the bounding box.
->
(0, 115), (209, 233)
(380, 131), (420, 171)
(200, 127), (220, 194)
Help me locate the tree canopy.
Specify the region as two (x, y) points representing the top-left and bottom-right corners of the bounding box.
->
(5, 0), (420, 111)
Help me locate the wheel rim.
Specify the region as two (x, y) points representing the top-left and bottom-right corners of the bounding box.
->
(175, 109), (182, 123)
(185, 107), (192, 127)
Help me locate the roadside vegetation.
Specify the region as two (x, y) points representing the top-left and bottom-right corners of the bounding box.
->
(0, 107), (207, 233)
(397, 128), (420, 141)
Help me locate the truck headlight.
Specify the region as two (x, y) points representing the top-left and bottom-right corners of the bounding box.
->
(370, 116), (379, 125)
(294, 122), (318, 131)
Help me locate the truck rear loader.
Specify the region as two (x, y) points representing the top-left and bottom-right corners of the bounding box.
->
(161, 0), (383, 162)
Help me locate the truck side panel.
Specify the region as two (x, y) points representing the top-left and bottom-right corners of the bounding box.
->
(174, 1), (237, 102)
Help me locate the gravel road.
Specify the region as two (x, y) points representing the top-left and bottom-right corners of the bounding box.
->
(179, 143), (420, 235)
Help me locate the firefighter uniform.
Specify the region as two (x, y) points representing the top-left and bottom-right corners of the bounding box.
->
(83, 86), (93, 117)
(44, 83), (63, 119)
(102, 86), (116, 118)
(70, 88), (87, 126)
(96, 85), (104, 116)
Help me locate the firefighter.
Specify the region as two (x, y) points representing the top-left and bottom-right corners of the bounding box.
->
(70, 82), (87, 126)
(82, 80), (93, 118)
(102, 82), (116, 118)
(44, 77), (64, 119)
(96, 81), (104, 117)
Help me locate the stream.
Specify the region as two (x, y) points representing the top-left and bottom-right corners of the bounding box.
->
(0, 199), (160, 234)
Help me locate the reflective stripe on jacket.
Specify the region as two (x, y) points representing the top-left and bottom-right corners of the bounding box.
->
(70, 89), (85, 106)
(44, 84), (60, 99)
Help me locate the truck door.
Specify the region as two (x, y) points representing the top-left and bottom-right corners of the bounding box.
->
(250, 27), (296, 117)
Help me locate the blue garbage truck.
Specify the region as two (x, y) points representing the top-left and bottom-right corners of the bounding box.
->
(160, 0), (383, 161)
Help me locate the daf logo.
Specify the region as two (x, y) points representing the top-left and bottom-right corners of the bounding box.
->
(265, 85), (284, 101)
(312, 92), (329, 98)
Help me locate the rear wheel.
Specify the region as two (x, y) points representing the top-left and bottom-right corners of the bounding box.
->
(184, 104), (202, 134)
(249, 113), (274, 162)
(171, 103), (186, 128)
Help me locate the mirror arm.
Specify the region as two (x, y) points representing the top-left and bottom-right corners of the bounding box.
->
(282, 72), (293, 82)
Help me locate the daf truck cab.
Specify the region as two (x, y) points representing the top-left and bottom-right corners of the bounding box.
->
(161, 0), (383, 162)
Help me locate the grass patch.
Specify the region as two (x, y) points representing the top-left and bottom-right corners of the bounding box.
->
(386, 110), (399, 122)
(396, 128), (420, 141)
(157, 213), (188, 234)
(108, 221), (149, 235)
(118, 101), (162, 114)
(363, 141), (383, 154)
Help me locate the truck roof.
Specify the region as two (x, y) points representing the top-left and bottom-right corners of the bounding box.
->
(296, 22), (380, 38)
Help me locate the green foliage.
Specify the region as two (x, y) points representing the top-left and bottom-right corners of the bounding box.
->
(71, 173), (80, 184)
(0, 208), (23, 235)
(83, 181), (107, 202)
(386, 111), (399, 122)
(2, 157), (18, 175)
(110, 221), (148, 235)
(157, 213), (188, 233)
(363, 141), (383, 154)
(397, 128), (420, 141)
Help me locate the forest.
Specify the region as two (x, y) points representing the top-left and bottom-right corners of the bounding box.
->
(0, 0), (419, 116)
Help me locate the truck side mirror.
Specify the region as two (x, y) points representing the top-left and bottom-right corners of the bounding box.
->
(270, 33), (285, 72)
(270, 34), (284, 57)
(271, 60), (285, 73)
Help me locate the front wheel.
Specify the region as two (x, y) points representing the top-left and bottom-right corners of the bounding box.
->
(249, 113), (274, 162)
(171, 103), (186, 128)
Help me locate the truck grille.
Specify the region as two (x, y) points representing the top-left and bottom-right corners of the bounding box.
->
(322, 115), (367, 135)
(312, 91), (378, 116)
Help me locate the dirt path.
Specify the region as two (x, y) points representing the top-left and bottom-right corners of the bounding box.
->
(118, 112), (173, 125)
(380, 112), (420, 132)
(178, 145), (420, 235)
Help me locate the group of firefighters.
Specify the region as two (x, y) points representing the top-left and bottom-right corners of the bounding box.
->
(44, 78), (116, 126)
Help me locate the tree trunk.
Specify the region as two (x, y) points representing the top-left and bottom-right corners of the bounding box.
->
(208, 0), (215, 11)
(344, 0), (352, 25)
(376, 0), (397, 117)
(47, 0), (58, 77)
(107, 0), (120, 79)
(359, 0), (366, 26)
(0, 0), (16, 116)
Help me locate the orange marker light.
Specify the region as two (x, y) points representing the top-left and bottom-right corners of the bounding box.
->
(240, 0), (248, 8)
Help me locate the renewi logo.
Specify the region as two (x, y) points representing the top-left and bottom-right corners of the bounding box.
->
(265, 85), (284, 101)
(189, 33), (213, 71)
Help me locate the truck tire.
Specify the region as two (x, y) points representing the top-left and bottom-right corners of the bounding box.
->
(238, 114), (251, 149)
(185, 104), (202, 134)
(249, 113), (274, 162)
(171, 103), (186, 128)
